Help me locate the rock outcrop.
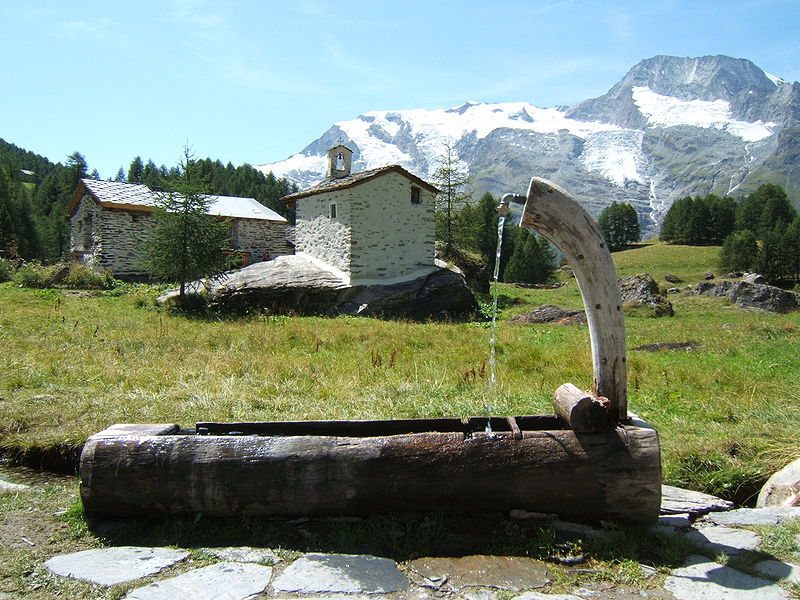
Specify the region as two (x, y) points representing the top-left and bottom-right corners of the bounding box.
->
(694, 280), (800, 313)
(619, 273), (674, 317)
(159, 255), (477, 320)
(510, 305), (587, 326)
(757, 457), (800, 507)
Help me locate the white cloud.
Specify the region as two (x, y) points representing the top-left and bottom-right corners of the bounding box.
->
(54, 17), (114, 40)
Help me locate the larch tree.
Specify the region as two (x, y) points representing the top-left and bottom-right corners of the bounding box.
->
(140, 148), (233, 302)
(431, 140), (472, 250)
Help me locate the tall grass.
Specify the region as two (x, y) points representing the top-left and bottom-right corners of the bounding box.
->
(1, 241), (799, 502)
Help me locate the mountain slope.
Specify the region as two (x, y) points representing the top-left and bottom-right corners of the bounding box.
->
(257, 55), (800, 238)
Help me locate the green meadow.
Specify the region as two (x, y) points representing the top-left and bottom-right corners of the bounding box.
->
(1, 240), (798, 503)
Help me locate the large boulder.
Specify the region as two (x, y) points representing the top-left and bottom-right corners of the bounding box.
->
(757, 457), (800, 507)
(695, 280), (800, 313)
(159, 256), (477, 320)
(618, 273), (674, 317)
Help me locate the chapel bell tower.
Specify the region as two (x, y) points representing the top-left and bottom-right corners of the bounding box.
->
(327, 145), (353, 179)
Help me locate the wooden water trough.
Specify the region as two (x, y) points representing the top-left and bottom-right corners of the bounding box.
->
(80, 178), (662, 523)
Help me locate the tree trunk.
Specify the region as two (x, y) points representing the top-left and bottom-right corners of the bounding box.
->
(80, 419), (661, 523)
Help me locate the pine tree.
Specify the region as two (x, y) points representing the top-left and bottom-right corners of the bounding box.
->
(502, 229), (556, 284)
(720, 229), (759, 273)
(140, 148), (233, 301)
(780, 217), (800, 282)
(598, 201), (640, 249)
(431, 141), (472, 250)
(128, 156), (144, 183)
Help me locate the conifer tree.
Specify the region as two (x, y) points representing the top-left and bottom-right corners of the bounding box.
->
(598, 201), (640, 249)
(502, 228), (556, 284)
(128, 156), (144, 183)
(431, 140), (472, 250)
(140, 148), (232, 301)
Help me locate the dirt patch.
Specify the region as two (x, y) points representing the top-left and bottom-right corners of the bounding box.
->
(632, 342), (701, 352)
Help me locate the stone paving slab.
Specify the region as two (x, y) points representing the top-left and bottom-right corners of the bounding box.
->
(684, 525), (761, 556)
(0, 477), (29, 493)
(664, 554), (791, 599)
(272, 553), (408, 594)
(407, 555), (552, 592)
(125, 562), (271, 600)
(661, 485), (734, 516)
(201, 546), (282, 564)
(658, 513), (691, 529)
(44, 546), (189, 586)
(752, 559), (800, 583)
(705, 506), (800, 526)
(513, 592), (582, 600)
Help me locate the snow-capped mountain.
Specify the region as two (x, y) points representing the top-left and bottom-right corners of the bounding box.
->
(257, 55), (799, 237)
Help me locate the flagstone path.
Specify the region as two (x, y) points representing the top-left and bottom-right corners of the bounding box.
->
(22, 484), (800, 600)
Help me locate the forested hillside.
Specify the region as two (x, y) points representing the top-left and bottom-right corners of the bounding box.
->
(0, 139), (296, 263)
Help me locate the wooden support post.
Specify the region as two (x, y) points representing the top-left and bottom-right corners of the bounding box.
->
(553, 383), (611, 432)
(514, 178), (628, 422)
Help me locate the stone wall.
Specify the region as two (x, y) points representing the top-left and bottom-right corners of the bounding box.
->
(69, 195), (289, 279)
(348, 172), (435, 282)
(231, 218), (291, 262)
(294, 193), (351, 273)
(293, 172), (436, 283)
(68, 194), (104, 269)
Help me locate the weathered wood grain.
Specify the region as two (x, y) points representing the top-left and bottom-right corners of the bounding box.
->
(553, 383), (612, 433)
(80, 422), (661, 522)
(515, 178), (628, 421)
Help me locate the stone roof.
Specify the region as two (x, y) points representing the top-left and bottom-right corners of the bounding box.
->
(68, 179), (287, 222)
(281, 164), (439, 204)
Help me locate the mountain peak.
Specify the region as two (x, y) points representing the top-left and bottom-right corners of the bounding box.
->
(620, 55), (778, 102)
(257, 54), (798, 238)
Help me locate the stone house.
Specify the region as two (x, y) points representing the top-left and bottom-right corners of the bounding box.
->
(282, 146), (439, 285)
(67, 178), (290, 279)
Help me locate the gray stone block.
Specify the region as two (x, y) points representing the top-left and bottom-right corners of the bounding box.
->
(665, 555), (791, 599)
(125, 562), (271, 599)
(45, 546), (189, 586)
(272, 553), (408, 594)
(684, 525), (761, 555)
(752, 559), (800, 583)
(706, 507), (800, 526)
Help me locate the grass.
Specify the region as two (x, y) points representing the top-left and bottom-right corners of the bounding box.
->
(1, 241), (799, 502)
(1, 240), (800, 599)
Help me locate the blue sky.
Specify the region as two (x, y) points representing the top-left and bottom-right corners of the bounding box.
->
(1, 0), (798, 179)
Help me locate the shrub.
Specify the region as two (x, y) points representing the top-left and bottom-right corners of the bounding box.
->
(0, 257), (16, 283)
(62, 263), (116, 290)
(13, 262), (60, 288)
(12, 261), (118, 290)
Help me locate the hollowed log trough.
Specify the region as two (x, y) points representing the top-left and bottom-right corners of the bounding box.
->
(79, 177), (662, 523)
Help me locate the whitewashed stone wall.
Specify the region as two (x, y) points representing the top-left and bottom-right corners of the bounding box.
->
(294, 192), (352, 273)
(348, 172), (435, 282)
(293, 171), (436, 282)
(70, 195), (289, 279)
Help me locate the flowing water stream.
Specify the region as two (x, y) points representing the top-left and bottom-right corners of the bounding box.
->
(485, 209), (508, 434)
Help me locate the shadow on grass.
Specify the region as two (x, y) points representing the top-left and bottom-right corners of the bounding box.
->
(82, 510), (695, 568)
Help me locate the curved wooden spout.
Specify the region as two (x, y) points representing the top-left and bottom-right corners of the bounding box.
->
(514, 177), (627, 422)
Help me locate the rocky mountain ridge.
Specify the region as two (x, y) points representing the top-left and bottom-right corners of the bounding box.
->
(257, 55), (800, 238)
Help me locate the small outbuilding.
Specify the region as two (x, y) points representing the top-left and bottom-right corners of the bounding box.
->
(68, 178), (290, 279)
(282, 145), (439, 286)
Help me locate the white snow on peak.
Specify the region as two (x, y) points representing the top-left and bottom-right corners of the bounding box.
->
(258, 101), (625, 186)
(765, 72), (785, 86)
(257, 152), (326, 182)
(631, 86), (776, 142)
